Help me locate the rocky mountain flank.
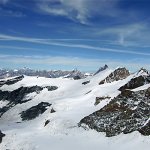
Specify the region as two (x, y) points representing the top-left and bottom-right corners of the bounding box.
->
(94, 64), (108, 75)
(0, 76), (58, 117)
(79, 68), (150, 137)
(99, 67), (130, 84)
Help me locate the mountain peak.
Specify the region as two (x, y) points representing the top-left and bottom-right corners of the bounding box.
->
(137, 68), (149, 76)
(99, 67), (130, 84)
(94, 64), (108, 75)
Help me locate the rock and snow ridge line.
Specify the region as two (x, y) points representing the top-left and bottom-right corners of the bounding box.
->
(0, 66), (149, 150)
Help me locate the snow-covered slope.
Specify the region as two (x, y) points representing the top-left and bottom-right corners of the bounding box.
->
(0, 67), (149, 150)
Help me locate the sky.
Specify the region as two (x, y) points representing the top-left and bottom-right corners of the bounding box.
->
(0, 0), (150, 72)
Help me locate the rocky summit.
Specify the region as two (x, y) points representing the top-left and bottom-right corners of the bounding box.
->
(99, 67), (130, 84)
(94, 64), (108, 75)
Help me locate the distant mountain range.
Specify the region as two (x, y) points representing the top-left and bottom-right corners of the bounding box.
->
(0, 68), (91, 79)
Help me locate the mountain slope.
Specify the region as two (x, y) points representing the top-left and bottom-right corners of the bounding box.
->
(79, 87), (150, 137)
(0, 67), (149, 150)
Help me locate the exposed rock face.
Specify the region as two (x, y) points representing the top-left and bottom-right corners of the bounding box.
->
(44, 120), (50, 127)
(50, 108), (56, 113)
(73, 75), (81, 80)
(94, 96), (111, 106)
(0, 75), (24, 87)
(94, 65), (108, 75)
(0, 130), (5, 143)
(0, 86), (58, 117)
(45, 86), (58, 91)
(20, 102), (51, 121)
(119, 75), (150, 91)
(99, 68), (130, 84)
(79, 88), (150, 137)
(0, 86), (43, 103)
(82, 80), (90, 85)
(138, 120), (150, 136)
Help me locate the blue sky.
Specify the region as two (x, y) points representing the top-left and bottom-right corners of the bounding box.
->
(0, 0), (150, 72)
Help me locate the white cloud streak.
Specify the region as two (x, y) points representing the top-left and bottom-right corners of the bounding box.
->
(0, 34), (150, 56)
(36, 0), (119, 24)
(0, 45), (43, 51)
(95, 23), (149, 46)
(0, 0), (9, 4)
(37, 0), (88, 24)
(37, 21), (150, 48)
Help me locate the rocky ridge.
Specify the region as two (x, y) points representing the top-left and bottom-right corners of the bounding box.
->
(79, 68), (150, 137)
(94, 64), (108, 75)
(0, 76), (58, 117)
(99, 67), (130, 84)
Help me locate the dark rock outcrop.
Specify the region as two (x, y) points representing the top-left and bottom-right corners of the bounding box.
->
(99, 68), (130, 84)
(50, 108), (56, 113)
(138, 120), (150, 136)
(0, 75), (24, 87)
(0, 86), (43, 105)
(94, 96), (111, 106)
(20, 102), (51, 121)
(0, 86), (58, 117)
(45, 86), (58, 91)
(79, 87), (150, 137)
(119, 75), (150, 91)
(0, 86), (43, 117)
(82, 80), (90, 85)
(0, 130), (5, 143)
(44, 120), (50, 127)
(73, 75), (81, 80)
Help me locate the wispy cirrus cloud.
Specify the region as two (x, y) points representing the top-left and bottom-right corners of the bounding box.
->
(0, 34), (150, 56)
(36, 21), (150, 48)
(98, 24), (144, 44)
(87, 23), (150, 47)
(0, 0), (9, 5)
(36, 0), (89, 24)
(36, 0), (120, 24)
(0, 45), (43, 51)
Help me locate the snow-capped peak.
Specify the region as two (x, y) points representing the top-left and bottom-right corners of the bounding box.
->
(136, 68), (149, 76)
